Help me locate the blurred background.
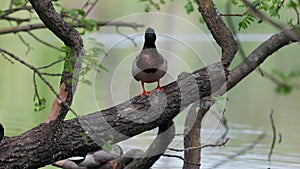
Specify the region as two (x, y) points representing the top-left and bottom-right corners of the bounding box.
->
(0, 0), (299, 168)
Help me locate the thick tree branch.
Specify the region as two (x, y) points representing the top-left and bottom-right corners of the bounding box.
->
(217, 29), (299, 95)
(125, 121), (175, 168)
(196, 0), (238, 68)
(29, 0), (84, 122)
(183, 101), (211, 169)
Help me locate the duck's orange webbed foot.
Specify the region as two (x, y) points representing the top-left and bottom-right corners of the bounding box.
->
(155, 80), (164, 92)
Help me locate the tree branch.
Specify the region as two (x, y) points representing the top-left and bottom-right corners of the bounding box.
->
(29, 0), (84, 122)
(124, 120), (175, 168)
(182, 101), (207, 169)
(0, 6), (33, 19)
(0, 21), (144, 35)
(196, 0), (238, 68)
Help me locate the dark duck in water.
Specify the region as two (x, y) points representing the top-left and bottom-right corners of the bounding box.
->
(132, 27), (167, 96)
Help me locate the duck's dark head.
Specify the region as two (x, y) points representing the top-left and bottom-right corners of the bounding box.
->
(144, 27), (156, 48)
(0, 123), (4, 141)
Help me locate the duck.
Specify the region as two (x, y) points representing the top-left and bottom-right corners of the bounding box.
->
(0, 123), (4, 142)
(132, 27), (168, 96)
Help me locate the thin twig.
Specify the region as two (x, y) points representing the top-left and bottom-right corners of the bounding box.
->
(0, 6), (33, 19)
(9, 0), (14, 10)
(27, 31), (63, 51)
(162, 154), (201, 166)
(116, 26), (137, 47)
(8, 22), (32, 55)
(0, 22), (144, 35)
(1, 16), (31, 22)
(275, 0), (286, 13)
(84, 0), (99, 17)
(1, 52), (14, 64)
(0, 48), (79, 118)
(40, 72), (69, 77)
(220, 10), (249, 17)
(37, 59), (64, 70)
(268, 110), (276, 169)
(33, 72), (41, 103)
(168, 137), (229, 152)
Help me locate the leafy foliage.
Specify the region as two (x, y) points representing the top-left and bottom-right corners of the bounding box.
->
(233, 0), (299, 30)
(80, 40), (108, 85)
(33, 97), (46, 112)
(185, 0), (195, 14)
(272, 69), (300, 95)
(139, 0), (173, 12)
(212, 95), (228, 115)
(102, 135), (114, 151)
(13, 0), (28, 6)
(81, 132), (91, 146)
(238, 14), (255, 30)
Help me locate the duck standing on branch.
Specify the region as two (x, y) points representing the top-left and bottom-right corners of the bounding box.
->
(132, 27), (167, 96)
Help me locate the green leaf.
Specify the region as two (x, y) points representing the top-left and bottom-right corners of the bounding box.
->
(238, 14), (255, 31)
(81, 132), (91, 146)
(275, 84), (293, 95)
(185, 0), (194, 14)
(66, 9), (77, 18)
(102, 135), (114, 151)
(80, 19), (98, 32)
(77, 9), (85, 16)
(34, 97), (46, 112)
(13, 0), (26, 6)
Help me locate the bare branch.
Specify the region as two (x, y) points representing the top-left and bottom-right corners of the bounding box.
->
(0, 6), (33, 19)
(163, 154), (201, 166)
(196, 0), (238, 68)
(116, 26), (137, 47)
(27, 31), (63, 51)
(82, 0), (100, 17)
(169, 138), (229, 152)
(214, 28), (300, 96)
(268, 110), (276, 168)
(0, 22), (144, 35)
(1, 16), (31, 23)
(37, 59), (64, 69)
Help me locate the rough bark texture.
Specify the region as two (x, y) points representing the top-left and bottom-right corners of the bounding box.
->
(197, 0), (238, 69)
(217, 29), (298, 95)
(183, 100), (211, 169)
(29, 0), (84, 122)
(0, 62), (225, 168)
(125, 121), (175, 169)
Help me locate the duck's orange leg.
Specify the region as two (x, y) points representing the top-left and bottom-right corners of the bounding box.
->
(155, 80), (164, 91)
(140, 81), (150, 96)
